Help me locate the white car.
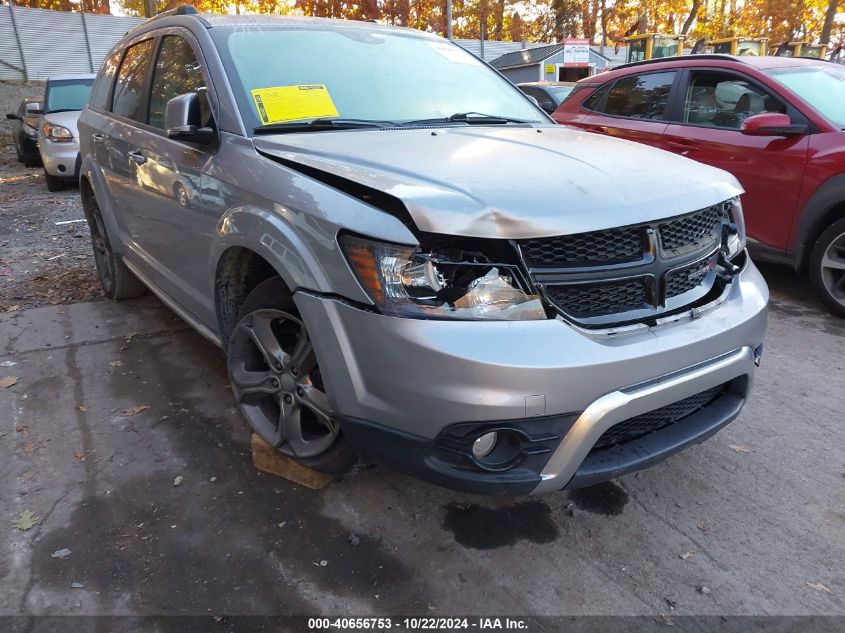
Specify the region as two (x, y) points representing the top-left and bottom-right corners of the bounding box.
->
(37, 74), (95, 191)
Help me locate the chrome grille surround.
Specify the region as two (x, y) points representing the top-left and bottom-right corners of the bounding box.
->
(519, 203), (731, 328)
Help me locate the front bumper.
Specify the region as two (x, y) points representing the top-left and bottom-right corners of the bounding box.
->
(295, 257), (768, 494)
(40, 139), (81, 178)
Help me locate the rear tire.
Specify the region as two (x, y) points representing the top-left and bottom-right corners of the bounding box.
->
(227, 277), (357, 476)
(809, 217), (845, 318)
(84, 194), (147, 300)
(45, 171), (66, 192)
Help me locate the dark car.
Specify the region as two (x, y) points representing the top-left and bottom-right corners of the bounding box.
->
(517, 82), (576, 114)
(552, 54), (845, 316)
(5, 97), (42, 167)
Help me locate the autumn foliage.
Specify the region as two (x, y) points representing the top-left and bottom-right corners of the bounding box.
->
(16, 0), (845, 46)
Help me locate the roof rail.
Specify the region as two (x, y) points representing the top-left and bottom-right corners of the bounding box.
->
(612, 53), (747, 72)
(145, 5), (210, 27)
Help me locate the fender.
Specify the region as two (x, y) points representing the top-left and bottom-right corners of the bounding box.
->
(791, 173), (845, 271)
(80, 155), (126, 256)
(210, 204), (337, 298)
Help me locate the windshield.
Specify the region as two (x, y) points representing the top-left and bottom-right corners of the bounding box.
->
(548, 86), (574, 104)
(766, 65), (845, 127)
(44, 78), (94, 113)
(213, 28), (546, 131)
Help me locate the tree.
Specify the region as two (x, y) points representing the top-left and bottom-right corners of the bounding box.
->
(820, 0), (842, 44)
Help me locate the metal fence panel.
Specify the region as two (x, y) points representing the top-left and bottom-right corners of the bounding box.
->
(0, 6), (143, 81)
(0, 7), (27, 81)
(84, 12), (144, 70)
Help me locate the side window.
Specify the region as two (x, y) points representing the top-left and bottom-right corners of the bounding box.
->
(112, 39), (154, 122)
(683, 71), (786, 129)
(602, 72), (676, 120)
(148, 35), (206, 130)
(89, 51), (121, 111)
(581, 85), (608, 110)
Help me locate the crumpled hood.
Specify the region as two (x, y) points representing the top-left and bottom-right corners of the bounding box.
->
(255, 125), (743, 239)
(42, 110), (81, 138)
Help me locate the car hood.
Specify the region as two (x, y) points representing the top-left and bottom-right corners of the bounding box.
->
(254, 125), (743, 239)
(42, 110), (81, 137)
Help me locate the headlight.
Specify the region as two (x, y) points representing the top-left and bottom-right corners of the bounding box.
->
(340, 234), (546, 320)
(43, 123), (73, 142)
(722, 197), (746, 260)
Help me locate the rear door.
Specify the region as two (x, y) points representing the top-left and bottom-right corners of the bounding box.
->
(106, 36), (158, 255)
(663, 69), (810, 251)
(576, 70), (678, 150)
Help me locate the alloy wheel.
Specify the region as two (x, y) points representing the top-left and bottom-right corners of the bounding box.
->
(228, 309), (339, 457)
(820, 231), (845, 307)
(88, 204), (114, 293)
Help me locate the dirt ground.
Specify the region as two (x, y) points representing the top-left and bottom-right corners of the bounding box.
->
(0, 138), (102, 312)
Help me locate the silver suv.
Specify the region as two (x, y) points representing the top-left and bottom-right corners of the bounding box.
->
(78, 8), (768, 494)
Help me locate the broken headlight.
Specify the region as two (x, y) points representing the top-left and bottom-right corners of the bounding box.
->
(341, 234), (546, 320)
(722, 197), (746, 261)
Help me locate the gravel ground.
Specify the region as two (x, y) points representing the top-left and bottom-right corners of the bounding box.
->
(0, 139), (102, 312)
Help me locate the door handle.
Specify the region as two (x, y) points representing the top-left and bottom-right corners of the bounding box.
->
(586, 125), (608, 134)
(128, 150), (147, 165)
(667, 140), (698, 153)
(91, 133), (105, 144)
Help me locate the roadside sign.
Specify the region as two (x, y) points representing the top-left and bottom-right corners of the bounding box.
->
(563, 39), (590, 67)
(545, 63), (555, 74)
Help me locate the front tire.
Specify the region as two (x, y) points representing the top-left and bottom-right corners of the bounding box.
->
(84, 194), (147, 300)
(45, 170), (66, 192)
(809, 217), (845, 318)
(227, 277), (356, 476)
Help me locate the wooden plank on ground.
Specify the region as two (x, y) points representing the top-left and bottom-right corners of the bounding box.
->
(250, 433), (334, 490)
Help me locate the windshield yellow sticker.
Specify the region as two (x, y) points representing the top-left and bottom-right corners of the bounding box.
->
(251, 85), (339, 125)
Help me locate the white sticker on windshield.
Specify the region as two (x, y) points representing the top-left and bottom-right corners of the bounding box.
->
(424, 40), (478, 65)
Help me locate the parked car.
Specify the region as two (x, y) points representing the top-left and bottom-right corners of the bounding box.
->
(37, 74), (96, 191)
(78, 8), (767, 494)
(517, 82), (577, 114)
(552, 54), (845, 316)
(5, 97), (42, 167)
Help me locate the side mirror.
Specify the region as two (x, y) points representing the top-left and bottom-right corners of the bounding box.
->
(165, 92), (215, 145)
(25, 103), (41, 114)
(741, 112), (807, 137)
(6, 113), (20, 120)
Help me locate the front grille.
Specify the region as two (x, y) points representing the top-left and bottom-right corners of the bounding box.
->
(520, 227), (643, 267)
(519, 205), (729, 327)
(592, 383), (726, 451)
(658, 206), (724, 253)
(545, 279), (647, 317)
(665, 257), (711, 298)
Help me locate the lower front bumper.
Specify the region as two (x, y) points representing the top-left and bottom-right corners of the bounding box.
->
(296, 257), (768, 494)
(341, 346), (756, 495)
(40, 141), (81, 178)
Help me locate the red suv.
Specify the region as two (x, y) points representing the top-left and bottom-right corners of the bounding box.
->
(553, 54), (845, 316)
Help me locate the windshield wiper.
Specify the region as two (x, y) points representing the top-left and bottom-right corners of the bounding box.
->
(253, 118), (397, 135)
(46, 108), (82, 114)
(403, 112), (529, 126)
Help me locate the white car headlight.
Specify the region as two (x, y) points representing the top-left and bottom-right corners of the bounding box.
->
(43, 123), (73, 143)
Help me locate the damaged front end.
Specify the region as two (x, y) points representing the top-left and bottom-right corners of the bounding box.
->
(340, 234), (546, 321)
(339, 196), (747, 329)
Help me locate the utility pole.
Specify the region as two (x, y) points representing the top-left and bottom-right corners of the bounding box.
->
(446, 0), (452, 39)
(144, 0), (157, 18)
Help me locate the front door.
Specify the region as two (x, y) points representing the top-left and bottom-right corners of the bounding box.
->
(663, 69), (809, 251)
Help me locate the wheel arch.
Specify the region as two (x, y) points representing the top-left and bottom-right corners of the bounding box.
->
(792, 174), (845, 272)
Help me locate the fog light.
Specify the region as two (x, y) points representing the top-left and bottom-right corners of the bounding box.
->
(472, 432), (498, 459)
